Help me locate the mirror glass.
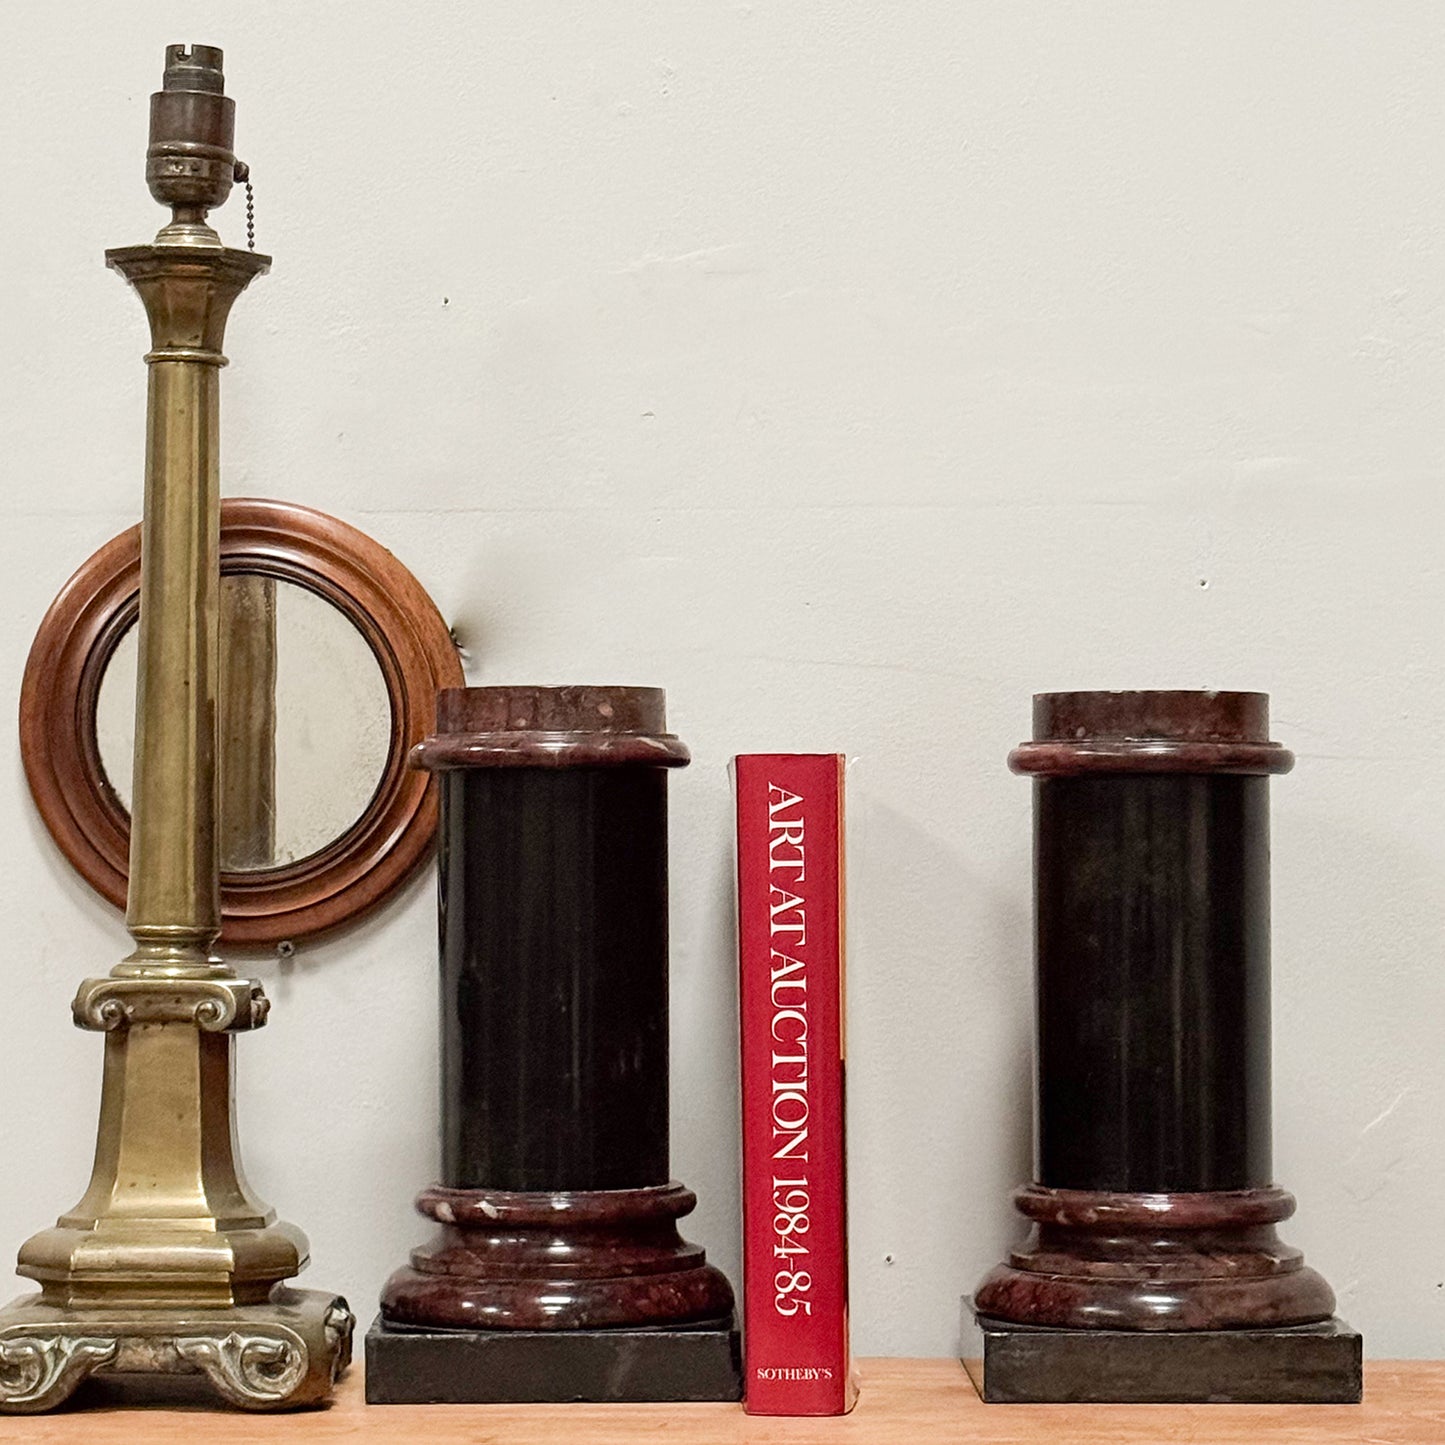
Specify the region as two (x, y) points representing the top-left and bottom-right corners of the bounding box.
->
(96, 575), (393, 872)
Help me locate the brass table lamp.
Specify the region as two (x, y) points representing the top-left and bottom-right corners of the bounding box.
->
(0, 45), (352, 1412)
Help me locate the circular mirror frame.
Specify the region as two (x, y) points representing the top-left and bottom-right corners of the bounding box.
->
(20, 497), (464, 947)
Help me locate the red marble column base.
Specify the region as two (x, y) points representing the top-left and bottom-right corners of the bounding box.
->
(380, 1181), (735, 1331)
(974, 1185), (1337, 1331)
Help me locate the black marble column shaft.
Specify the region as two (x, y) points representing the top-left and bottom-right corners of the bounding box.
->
(416, 685), (690, 1195)
(1034, 771), (1272, 1192)
(439, 765), (670, 1191)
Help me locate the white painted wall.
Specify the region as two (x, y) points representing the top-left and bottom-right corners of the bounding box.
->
(0, 2), (1441, 1359)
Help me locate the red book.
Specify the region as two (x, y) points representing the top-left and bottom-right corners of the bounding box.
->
(734, 754), (856, 1416)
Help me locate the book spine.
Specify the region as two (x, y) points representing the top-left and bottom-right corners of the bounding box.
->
(736, 753), (853, 1416)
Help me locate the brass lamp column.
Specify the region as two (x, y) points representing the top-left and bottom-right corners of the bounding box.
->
(0, 45), (352, 1412)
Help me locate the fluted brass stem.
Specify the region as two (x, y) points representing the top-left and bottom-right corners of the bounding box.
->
(116, 247), (260, 976)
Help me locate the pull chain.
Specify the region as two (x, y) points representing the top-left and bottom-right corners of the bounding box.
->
(233, 160), (256, 251)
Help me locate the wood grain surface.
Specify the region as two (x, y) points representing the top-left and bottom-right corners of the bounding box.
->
(0, 1357), (1438, 1443)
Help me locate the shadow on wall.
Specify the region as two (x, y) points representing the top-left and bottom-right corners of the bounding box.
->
(1268, 797), (1445, 1355)
(668, 798), (744, 1290)
(959, 846), (1034, 1348)
(846, 785), (1034, 1357)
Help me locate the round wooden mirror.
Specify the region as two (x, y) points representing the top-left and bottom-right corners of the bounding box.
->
(21, 498), (464, 947)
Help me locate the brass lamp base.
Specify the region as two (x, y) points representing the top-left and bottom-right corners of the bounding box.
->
(0, 1287), (351, 1413)
(0, 970), (355, 1414)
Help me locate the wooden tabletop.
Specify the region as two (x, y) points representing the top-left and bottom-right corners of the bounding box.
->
(0, 1358), (1440, 1443)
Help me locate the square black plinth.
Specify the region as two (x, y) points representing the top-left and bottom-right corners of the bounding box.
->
(961, 1299), (1361, 1404)
(365, 1312), (742, 1404)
